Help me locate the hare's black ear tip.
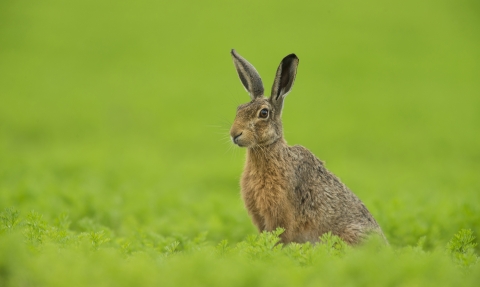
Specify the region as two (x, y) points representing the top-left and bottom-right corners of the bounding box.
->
(286, 53), (299, 61)
(231, 49), (237, 55)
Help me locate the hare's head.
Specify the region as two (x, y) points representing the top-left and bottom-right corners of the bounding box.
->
(229, 50), (299, 148)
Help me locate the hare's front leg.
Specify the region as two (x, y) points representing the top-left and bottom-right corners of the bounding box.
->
(248, 209), (266, 232)
(263, 212), (294, 244)
(243, 198), (266, 232)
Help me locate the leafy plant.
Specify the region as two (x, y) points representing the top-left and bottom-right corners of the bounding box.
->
(0, 208), (20, 234)
(446, 229), (478, 269)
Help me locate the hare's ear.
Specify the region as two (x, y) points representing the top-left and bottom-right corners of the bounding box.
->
(270, 54), (299, 113)
(231, 49), (264, 100)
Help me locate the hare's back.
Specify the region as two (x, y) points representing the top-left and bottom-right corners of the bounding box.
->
(288, 144), (380, 226)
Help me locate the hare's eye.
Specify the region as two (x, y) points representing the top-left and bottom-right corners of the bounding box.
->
(259, 108), (269, 119)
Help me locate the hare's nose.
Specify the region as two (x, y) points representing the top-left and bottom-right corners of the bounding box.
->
(232, 132), (243, 144)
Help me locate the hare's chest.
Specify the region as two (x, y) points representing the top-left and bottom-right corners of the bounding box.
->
(240, 167), (290, 216)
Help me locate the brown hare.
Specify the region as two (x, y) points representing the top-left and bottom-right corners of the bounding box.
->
(229, 49), (386, 245)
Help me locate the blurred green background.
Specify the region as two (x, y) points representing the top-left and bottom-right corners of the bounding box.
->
(0, 0), (479, 284)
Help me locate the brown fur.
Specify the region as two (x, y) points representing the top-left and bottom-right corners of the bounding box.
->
(229, 50), (386, 245)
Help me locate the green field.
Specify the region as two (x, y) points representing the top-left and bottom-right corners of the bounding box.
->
(1, 0), (479, 285)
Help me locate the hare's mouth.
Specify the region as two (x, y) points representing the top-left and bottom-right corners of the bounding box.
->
(232, 136), (250, 148)
(233, 140), (247, 148)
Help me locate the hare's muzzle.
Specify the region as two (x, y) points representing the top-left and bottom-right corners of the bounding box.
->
(231, 132), (243, 146)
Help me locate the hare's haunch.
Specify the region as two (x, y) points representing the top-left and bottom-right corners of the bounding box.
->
(229, 49), (386, 245)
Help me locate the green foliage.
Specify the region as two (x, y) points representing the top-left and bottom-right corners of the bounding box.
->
(446, 229), (478, 268)
(24, 211), (48, 248)
(0, 209), (479, 286)
(318, 231), (351, 256)
(1, 0), (479, 286)
(0, 208), (19, 233)
(234, 228), (285, 259)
